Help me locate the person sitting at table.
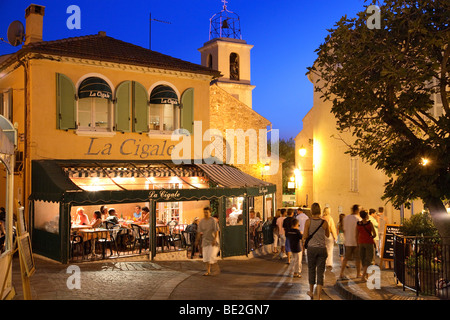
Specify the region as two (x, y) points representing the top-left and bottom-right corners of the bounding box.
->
(74, 207), (90, 225)
(133, 205), (142, 221)
(105, 208), (119, 225)
(141, 207), (150, 223)
(90, 211), (103, 228)
(100, 205), (108, 221)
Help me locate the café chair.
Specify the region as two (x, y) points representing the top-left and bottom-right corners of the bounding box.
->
(70, 234), (84, 261)
(97, 225), (122, 258)
(130, 224), (149, 254)
(156, 232), (169, 252)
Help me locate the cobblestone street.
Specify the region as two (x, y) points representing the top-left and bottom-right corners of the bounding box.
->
(12, 253), (338, 300)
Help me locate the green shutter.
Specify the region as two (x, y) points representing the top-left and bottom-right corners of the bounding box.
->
(0, 93), (3, 116)
(181, 88), (194, 134)
(132, 81), (149, 133)
(115, 81), (131, 132)
(56, 73), (76, 130)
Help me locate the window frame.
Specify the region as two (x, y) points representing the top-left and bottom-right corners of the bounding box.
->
(76, 96), (113, 132)
(148, 103), (180, 135)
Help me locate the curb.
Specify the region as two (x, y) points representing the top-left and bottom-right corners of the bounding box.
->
(334, 280), (364, 300)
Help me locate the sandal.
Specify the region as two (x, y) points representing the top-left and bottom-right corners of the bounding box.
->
(203, 272), (210, 276)
(307, 291), (314, 300)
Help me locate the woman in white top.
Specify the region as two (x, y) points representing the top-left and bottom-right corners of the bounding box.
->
(322, 207), (337, 270)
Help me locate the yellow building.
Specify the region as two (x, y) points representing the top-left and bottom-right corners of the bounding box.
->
(0, 4), (279, 266)
(294, 67), (424, 225)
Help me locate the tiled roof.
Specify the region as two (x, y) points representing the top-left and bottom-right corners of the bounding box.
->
(0, 33), (221, 77)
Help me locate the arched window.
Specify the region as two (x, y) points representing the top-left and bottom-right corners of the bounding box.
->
(230, 52), (239, 81)
(149, 85), (180, 133)
(77, 77), (113, 131)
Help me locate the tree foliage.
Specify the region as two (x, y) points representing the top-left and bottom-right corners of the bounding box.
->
(308, 0), (450, 236)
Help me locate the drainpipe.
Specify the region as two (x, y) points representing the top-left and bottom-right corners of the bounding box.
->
(17, 57), (29, 230)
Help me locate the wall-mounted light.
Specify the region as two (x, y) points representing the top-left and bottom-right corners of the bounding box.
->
(299, 145), (307, 157)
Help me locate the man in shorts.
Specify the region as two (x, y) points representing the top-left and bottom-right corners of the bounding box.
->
(196, 207), (220, 276)
(339, 204), (362, 279)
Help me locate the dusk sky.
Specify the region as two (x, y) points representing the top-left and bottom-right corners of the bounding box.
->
(0, 0), (368, 140)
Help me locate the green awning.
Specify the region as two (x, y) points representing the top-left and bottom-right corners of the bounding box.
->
(29, 160), (276, 205)
(78, 77), (112, 100)
(150, 85), (178, 104)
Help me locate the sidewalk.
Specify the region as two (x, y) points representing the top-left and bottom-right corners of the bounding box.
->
(249, 244), (440, 300)
(10, 245), (441, 300)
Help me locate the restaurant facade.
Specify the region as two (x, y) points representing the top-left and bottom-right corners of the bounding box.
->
(0, 4), (279, 264)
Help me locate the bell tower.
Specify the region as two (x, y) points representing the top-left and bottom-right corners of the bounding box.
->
(199, 0), (255, 109)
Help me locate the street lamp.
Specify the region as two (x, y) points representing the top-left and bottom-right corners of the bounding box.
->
(421, 158), (430, 166)
(261, 162), (270, 180)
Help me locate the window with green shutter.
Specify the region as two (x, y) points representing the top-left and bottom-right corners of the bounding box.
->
(56, 73), (76, 130)
(115, 81), (132, 132)
(181, 88), (194, 134)
(132, 81), (149, 133)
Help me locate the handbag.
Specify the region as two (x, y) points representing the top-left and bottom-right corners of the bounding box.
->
(360, 221), (377, 247)
(304, 220), (325, 249)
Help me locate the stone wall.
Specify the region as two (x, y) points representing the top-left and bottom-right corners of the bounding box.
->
(209, 84), (283, 212)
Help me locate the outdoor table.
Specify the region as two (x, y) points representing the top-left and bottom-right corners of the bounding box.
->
(71, 225), (91, 231)
(77, 228), (109, 259)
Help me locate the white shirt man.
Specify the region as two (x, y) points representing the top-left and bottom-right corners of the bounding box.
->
(295, 209), (309, 234)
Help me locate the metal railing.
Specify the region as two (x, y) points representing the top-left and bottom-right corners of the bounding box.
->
(70, 227), (189, 262)
(394, 235), (450, 299)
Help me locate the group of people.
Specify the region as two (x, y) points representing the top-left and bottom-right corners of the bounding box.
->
(271, 204), (387, 300)
(338, 205), (387, 282)
(72, 205), (151, 229)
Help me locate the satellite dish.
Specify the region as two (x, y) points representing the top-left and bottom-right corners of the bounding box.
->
(7, 20), (24, 47)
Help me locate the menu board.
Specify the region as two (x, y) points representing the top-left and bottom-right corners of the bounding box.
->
(380, 224), (401, 262)
(18, 233), (35, 277)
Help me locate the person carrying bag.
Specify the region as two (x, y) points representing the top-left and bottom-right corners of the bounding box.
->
(303, 203), (329, 300)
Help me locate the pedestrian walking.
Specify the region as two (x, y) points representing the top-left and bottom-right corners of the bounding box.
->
(339, 205), (362, 280)
(303, 203), (329, 300)
(296, 206), (309, 265)
(276, 209), (287, 259)
(368, 208), (379, 256)
(377, 206), (388, 257)
(322, 207), (337, 270)
(286, 219), (302, 278)
(336, 213), (346, 261)
(196, 207), (220, 276)
(283, 208), (295, 264)
(356, 210), (377, 282)
(295, 207), (309, 234)
(272, 209), (281, 254)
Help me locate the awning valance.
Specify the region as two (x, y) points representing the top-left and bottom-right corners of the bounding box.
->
(30, 160), (276, 204)
(78, 77), (112, 100)
(150, 85), (178, 105)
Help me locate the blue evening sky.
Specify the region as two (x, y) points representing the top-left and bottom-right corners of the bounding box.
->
(0, 0), (368, 140)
